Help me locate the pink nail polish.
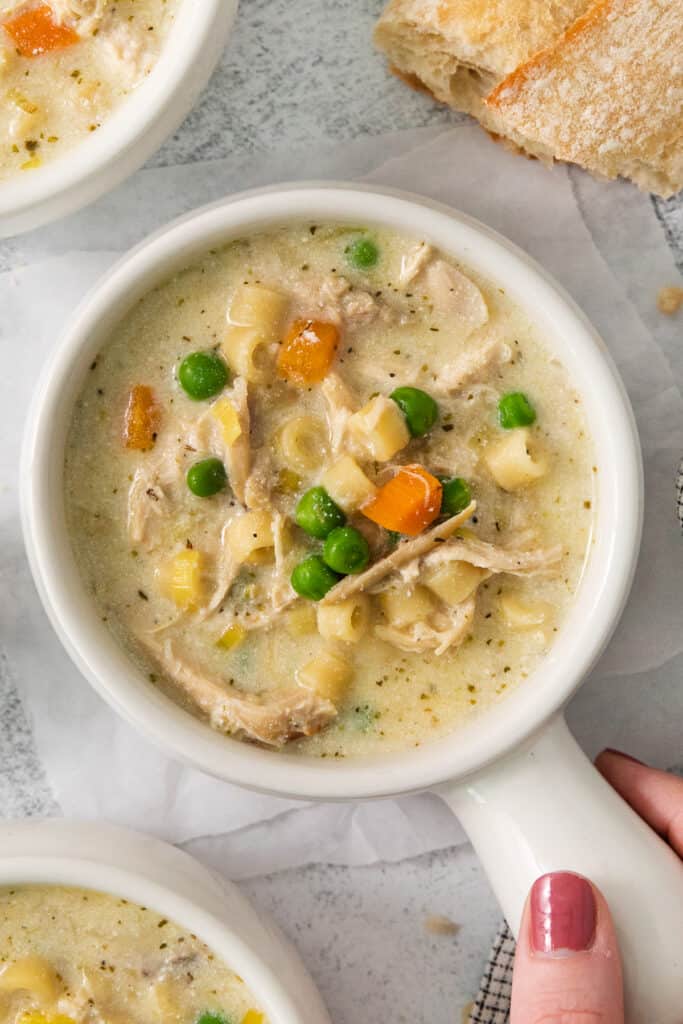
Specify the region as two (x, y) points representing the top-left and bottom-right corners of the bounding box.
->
(530, 872), (596, 956)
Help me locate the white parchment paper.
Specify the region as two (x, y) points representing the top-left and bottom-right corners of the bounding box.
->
(1, 125), (682, 876)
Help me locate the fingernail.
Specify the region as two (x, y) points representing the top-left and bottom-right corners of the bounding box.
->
(603, 747), (646, 766)
(530, 872), (596, 956)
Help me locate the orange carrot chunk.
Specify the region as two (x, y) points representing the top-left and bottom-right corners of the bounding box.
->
(277, 319), (339, 386)
(362, 465), (442, 537)
(123, 385), (160, 451)
(3, 4), (79, 57)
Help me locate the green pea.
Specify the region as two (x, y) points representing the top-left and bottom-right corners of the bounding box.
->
(291, 555), (341, 601)
(187, 458), (228, 497)
(196, 1013), (231, 1024)
(345, 237), (379, 270)
(178, 351), (229, 400)
(323, 526), (370, 575)
(498, 392), (536, 429)
(440, 477), (471, 517)
(390, 386), (439, 437)
(295, 486), (346, 539)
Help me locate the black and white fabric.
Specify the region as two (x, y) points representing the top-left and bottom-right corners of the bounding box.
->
(468, 923), (516, 1024)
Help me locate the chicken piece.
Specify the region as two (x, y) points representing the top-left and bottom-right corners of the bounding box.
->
(48, 0), (108, 32)
(290, 273), (349, 324)
(144, 639), (336, 746)
(422, 536), (562, 576)
(243, 447), (273, 510)
(376, 595), (476, 656)
(203, 514), (242, 615)
(397, 241), (433, 287)
(270, 511), (295, 612)
(433, 335), (511, 394)
(98, 17), (156, 82)
(320, 501), (477, 605)
(321, 371), (358, 456)
(341, 289), (378, 325)
(126, 441), (184, 548)
(189, 377), (251, 505)
(423, 259), (489, 334)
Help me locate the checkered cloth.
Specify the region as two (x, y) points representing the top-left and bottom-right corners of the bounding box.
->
(468, 923), (516, 1023)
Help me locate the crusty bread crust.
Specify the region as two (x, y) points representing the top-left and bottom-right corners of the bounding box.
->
(375, 0), (683, 197)
(487, 0), (683, 196)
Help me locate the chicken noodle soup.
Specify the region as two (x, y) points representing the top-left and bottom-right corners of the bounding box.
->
(65, 224), (595, 756)
(0, 0), (176, 182)
(0, 886), (266, 1024)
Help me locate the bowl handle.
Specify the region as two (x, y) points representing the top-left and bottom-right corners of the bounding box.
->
(438, 713), (683, 1024)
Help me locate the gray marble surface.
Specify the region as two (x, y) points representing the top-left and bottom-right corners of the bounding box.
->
(1, 2), (682, 1022)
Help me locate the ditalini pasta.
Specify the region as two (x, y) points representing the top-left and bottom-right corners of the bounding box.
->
(0, 0), (177, 182)
(65, 223), (595, 757)
(0, 886), (267, 1024)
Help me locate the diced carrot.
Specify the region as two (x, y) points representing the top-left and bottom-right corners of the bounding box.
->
(277, 319), (338, 386)
(3, 4), (80, 57)
(123, 385), (160, 451)
(362, 464), (442, 536)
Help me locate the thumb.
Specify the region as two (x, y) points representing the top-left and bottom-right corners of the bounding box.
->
(510, 871), (624, 1024)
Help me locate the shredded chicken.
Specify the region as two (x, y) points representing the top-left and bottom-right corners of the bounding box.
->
(423, 259), (489, 334)
(45, 0), (108, 33)
(143, 638), (336, 746)
(98, 18), (157, 81)
(398, 241), (433, 287)
(321, 371), (357, 456)
(433, 335), (511, 395)
(422, 536), (563, 577)
(126, 442), (184, 548)
(320, 502), (477, 604)
(271, 511), (295, 612)
(243, 447), (273, 510)
(204, 513), (242, 615)
(376, 595), (476, 656)
(342, 289), (378, 325)
(186, 377), (251, 506)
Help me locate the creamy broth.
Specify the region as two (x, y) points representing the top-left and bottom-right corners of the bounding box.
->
(0, 885), (266, 1024)
(0, 0), (176, 182)
(65, 223), (595, 757)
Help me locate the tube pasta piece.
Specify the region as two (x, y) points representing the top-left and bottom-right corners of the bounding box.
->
(380, 585), (435, 628)
(225, 510), (274, 563)
(0, 957), (63, 1003)
(320, 501), (476, 605)
(222, 326), (273, 383)
(278, 415), (328, 475)
(424, 560), (490, 606)
(143, 638), (337, 746)
(422, 535), (562, 576)
(228, 283), (289, 338)
(483, 427), (547, 491)
(347, 394), (410, 462)
(376, 595), (476, 656)
(287, 603), (317, 637)
(500, 592), (554, 629)
(296, 649), (353, 702)
(320, 455), (377, 512)
(317, 594), (370, 644)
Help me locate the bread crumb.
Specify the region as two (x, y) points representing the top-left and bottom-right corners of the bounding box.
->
(461, 1002), (475, 1024)
(657, 286), (683, 315)
(424, 913), (460, 935)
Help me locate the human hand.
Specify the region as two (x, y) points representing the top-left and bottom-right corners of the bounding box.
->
(510, 749), (683, 1024)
